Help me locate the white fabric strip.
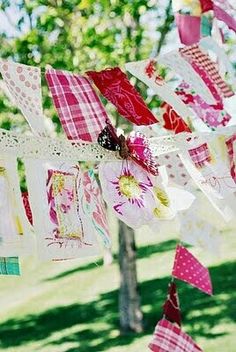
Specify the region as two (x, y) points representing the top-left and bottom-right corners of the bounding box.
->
(0, 60), (47, 136)
(200, 37), (236, 87)
(125, 59), (192, 120)
(158, 50), (216, 104)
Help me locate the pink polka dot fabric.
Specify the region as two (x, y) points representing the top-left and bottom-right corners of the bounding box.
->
(172, 245), (213, 295)
(0, 60), (45, 135)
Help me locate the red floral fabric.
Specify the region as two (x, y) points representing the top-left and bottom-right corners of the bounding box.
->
(161, 102), (191, 134)
(22, 192), (33, 225)
(86, 67), (158, 126)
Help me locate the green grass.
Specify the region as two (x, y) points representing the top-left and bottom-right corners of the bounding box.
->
(0, 217), (235, 352)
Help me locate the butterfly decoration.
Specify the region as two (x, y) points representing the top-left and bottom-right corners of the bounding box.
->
(97, 120), (159, 176)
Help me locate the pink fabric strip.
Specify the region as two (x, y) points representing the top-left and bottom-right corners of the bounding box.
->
(214, 4), (236, 32)
(175, 14), (201, 45)
(172, 245), (213, 295)
(45, 69), (108, 142)
(188, 143), (212, 168)
(180, 45), (234, 98)
(226, 134), (236, 183)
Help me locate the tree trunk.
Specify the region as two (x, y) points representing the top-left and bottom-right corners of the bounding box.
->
(118, 220), (143, 334)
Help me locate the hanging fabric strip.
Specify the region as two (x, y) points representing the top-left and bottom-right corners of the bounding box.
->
(158, 50), (216, 104)
(226, 134), (236, 183)
(149, 319), (203, 352)
(188, 142), (212, 168)
(0, 257), (20, 276)
(163, 282), (182, 326)
(200, 37), (236, 87)
(179, 44), (234, 98)
(45, 69), (109, 142)
(24, 159), (100, 261)
(176, 81), (231, 129)
(125, 59), (192, 121)
(175, 13), (201, 45)
(172, 244), (213, 295)
(199, 0), (213, 13)
(159, 102), (191, 134)
(214, 4), (236, 32)
(0, 60), (46, 135)
(81, 170), (111, 248)
(0, 157), (34, 257)
(86, 67), (158, 126)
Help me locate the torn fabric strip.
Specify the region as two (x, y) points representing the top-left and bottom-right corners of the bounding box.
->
(86, 67), (157, 126)
(0, 257), (20, 276)
(46, 69), (108, 142)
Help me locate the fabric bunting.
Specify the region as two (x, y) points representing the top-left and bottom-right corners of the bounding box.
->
(226, 134), (236, 183)
(188, 143), (212, 168)
(214, 4), (236, 33)
(0, 256), (20, 276)
(45, 69), (108, 142)
(125, 59), (192, 121)
(175, 13), (201, 45)
(176, 81), (231, 129)
(86, 67), (158, 126)
(22, 192), (33, 226)
(98, 121), (159, 175)
(172, 245), (213, 295)
(149, 319), (203, 352)
(158, 50), (216, 105)
(160, 102), (191, 134)
(163, 282), (182, 327)
(179, 45), (234, 98)
(0, 61), (46, 135)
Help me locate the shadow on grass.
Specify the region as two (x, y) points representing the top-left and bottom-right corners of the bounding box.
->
(45, 239), (177, 282)
(0, 260), (235, 351)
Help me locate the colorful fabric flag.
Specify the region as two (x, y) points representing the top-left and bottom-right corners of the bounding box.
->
(188, 143), (212, 168)
(199, 0), (213, 13)
(98, 121), (159, 175)
(163, 282), (182, 327)
(45, 69), (108, 142)
(175, 14), (201, 45)
(172, 245), (213, 295)
(179, 44), (234, 98)
(0, 61), (46, 135)
(149, 319), (203, 352)
(226, 134), (236, 183)
(125, 59), (192, 120)
(86, 67), (158, 126)
(0, 257), (20, 276)
(176, 81), (231, 129)
(214, 4), (236, 32)
(22, 192), (33, 225)
(25, 159), (101, 261)
(160, 102), (191, 134)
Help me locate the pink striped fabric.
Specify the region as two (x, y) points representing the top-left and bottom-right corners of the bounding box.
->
(149, 319), (203, 352)
(46, 69), (108, 142)
(214, 4), (236, 32)
(188, 143), (212, 168)
(179, 45), (234, 98)
(226, 134), (236, 183)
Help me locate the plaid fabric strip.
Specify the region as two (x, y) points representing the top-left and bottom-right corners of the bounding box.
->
(179, 45), (234, 98)
(46, 69), (108, 142)
(188, 142), (211, 168)
(149, 319), (203, 352)
(0, 257), (20, 275)
(226, 134), (236, 183)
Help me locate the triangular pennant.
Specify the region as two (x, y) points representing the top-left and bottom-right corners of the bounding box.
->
(149, 319), (203, 352)
(45, 69), (108, 142)
(163, 282), (181, 326)
(172, 245), (213, 295)
(0, 60), (46, 135)
(86, 67), (158, 126)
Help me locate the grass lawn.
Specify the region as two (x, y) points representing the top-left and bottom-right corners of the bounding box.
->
(0, 212), (235, 352)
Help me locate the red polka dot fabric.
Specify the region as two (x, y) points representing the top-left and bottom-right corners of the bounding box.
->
(0, 60), (45, 135)
(172, 245), (213, 295)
